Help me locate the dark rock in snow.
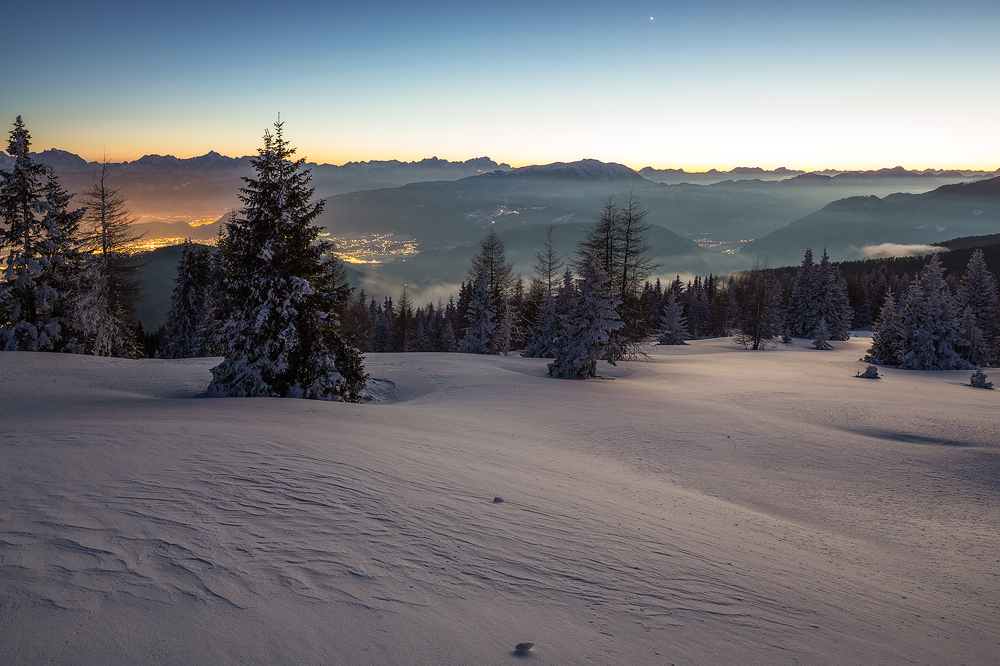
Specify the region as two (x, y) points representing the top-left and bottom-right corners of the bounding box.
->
(493, 497), (505, 503)
(514, 642), (534, 654)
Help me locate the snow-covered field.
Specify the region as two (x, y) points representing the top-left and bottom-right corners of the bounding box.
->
(2, 338), (998, 665)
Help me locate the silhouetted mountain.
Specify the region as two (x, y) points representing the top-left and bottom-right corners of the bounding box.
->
(33, 149), (99, 172)
(0, 150), (514, 228)
(741, 176), (1000, 266)
(936, 232), (1000, 250)
(314, 160), (690, 255)
(312, 160), (998, 277)
(6, 147), (995, 277)
(508, 159), (647, 182)
(639, 166), (805, 185)
(125, 151), (254, 178)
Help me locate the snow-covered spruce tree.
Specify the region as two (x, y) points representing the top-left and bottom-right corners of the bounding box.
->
(467, 229), (514, 304)
(578, 191), (657, 361)
(0, 116), (47, 350)
(157, 239), (213, 358)
(787, 248), (852, 340)
(77, 159), (144, 357)
(787, 248), (817, 337)
(0, 117), (85, 351)
(199, 221), (231, 356)
(33, 168), (87, 352)
(865, 290), (903, 366)
(493, 291), (516, 356)
(207, 121), (367, 400)
(814, 249), (853, 340)
(522, 292), (560, 357)
(812, 318), (833, 350)
(957, 249), (999, 365)
(732, 257), (782, 350)
(898, 254), (970, 371)
(459, 268), (495, 354)
(523, 227), (564, 358)
(393, 289), (413, 352)
(548, 254), (623, 379)
(439, 319), (457, 352)
(657, 293), (688, 345)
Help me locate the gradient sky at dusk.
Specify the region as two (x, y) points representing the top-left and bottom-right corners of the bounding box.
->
(2, 0), (997, 170)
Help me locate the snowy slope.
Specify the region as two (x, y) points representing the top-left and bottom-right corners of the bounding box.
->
(1, 340), (998, 665)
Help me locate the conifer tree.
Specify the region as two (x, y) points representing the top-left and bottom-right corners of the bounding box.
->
(342, 289), (374, 352)
(733, 258), (782, 350)
(467, 229), (514, 304)
(898, 254), (969, 370)
(578, 191), (657, 360)
(0, 116), (47, 349)
(493, 291), (516, 355)
(523, 293), (560, 357)
(957, 249), (999, 365)
(548, 254), (622, 379)
(812, 318), (833, 350)
(1, 117), (86, 351)
(787, 248), (852, 340)
(657, 293), (689, 345)
(207, 120), (367, 400)
(439, 318), (457, 352)
(532, 224), (564, 298)
(77, 159), (144, 357)
(686, 286), (710, 339)
(865, 290), (903, 366)
(814, 249), (853, 340)
(788, 248), (817, 337)
(459, 268), (495, 354)
(371, 296), (394, 353)
(158, 239), (213, 358)
(39, 169), (87, 347)
(393, 289), (413, 352)
(708, 277), (737, 337)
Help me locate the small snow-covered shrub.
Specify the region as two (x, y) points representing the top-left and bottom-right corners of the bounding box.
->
(856, 365), (880, 379)
(970, 369), (993, 389)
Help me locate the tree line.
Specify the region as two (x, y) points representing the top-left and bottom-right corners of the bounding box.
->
(6, 113), (997, 395)
(159, 180), (999, 377)
(0, 117), (143, 356)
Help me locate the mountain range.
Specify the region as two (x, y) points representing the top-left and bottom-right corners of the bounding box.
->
(3, 148), (998, 320)
(743, 175), (1000, 266)
(0, 151), (514, 223)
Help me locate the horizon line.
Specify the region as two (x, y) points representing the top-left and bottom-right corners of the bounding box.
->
(13, 147), (1000, 175)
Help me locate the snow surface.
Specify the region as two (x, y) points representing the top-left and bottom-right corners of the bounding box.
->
(2, 339), (999, 665)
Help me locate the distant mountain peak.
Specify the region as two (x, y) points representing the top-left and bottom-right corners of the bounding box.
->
(509, 159), (646, 182)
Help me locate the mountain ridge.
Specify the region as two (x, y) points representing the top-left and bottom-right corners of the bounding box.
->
(741, 175), (1000, 265)
(3, 148), (994, 181)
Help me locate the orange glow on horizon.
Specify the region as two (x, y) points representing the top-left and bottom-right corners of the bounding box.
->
(40, 142), (999, 177)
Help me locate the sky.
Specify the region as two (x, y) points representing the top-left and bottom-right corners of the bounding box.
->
(2, 0), (998, 170)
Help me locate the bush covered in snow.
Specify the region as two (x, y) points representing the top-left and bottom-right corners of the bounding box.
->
(856, 365), (880, 379)
(970, 369), (993, 390)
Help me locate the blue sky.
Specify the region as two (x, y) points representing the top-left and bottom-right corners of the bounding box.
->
(2, 1), (997, 169)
